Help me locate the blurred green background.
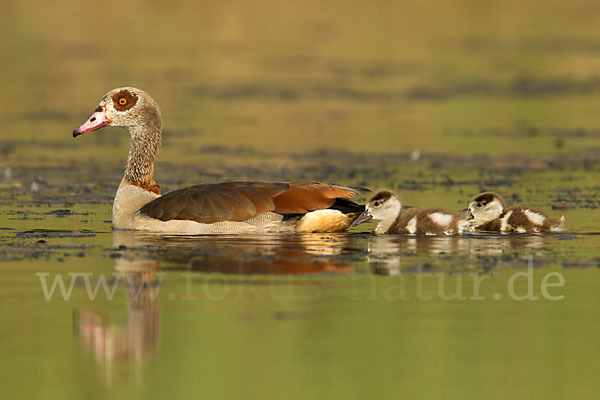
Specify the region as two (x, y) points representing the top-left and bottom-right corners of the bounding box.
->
(3, 0), (600, 162)
(1, 1), (600, 399)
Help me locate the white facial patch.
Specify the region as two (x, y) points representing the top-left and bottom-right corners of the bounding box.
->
(429, 212), (453, 227)
(485, 199), (504, 219)
(524, 209), (545, 226)
(369, 196), (402, 223)
(370, 196), (403, 234)
(470, 197), (504, 225)
(407, 217), (417, 234)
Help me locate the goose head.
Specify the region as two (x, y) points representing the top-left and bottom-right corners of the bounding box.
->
(353, 190), (402, 226)
(73, 87), (161, 137)
(467, 192), (505, 225)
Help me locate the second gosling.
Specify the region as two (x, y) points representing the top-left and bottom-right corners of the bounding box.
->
(466, 192), (565, 233)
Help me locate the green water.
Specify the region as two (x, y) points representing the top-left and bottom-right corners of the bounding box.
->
(2, 0), (600, 398)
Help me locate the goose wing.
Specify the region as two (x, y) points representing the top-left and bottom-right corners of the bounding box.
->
(140, 181), (365, 224)
(273, 182), (365, 214)
(140, 182), (288, 223)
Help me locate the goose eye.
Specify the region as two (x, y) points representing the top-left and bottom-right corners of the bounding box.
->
(111, 90), (138, 111)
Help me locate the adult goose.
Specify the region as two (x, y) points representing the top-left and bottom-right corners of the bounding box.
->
(73, 87), (366, 234)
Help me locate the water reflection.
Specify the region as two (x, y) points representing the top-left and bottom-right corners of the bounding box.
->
(365, 234), (553, 276)
(72, 230), (359, 384)
(115, 231), (357, 275)
(71, 230), (565, 383)
(73, 233), (161, 385)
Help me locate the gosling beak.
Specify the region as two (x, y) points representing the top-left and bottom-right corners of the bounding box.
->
(73, 107), (110, 137)
(352, 209), (373, 226)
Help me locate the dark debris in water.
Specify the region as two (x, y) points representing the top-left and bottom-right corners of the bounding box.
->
(0, 242), (93, 262)
(1, 225), (598, 279)
(562, 260), (600, 269)
(45, 209), (74, 217)
(1, 148), (600, 212)
(15, 229), (96, 239)
(1, 142), (600, 270)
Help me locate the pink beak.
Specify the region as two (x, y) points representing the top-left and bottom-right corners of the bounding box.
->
(73, 107), (110, 137)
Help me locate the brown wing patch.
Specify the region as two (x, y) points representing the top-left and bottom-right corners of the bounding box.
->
(112, 89), (138, 112)
(140, 182), (289, 223)
(273, 182), (362, 214)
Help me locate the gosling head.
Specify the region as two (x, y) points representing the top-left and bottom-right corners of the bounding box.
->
(467, 192), (505, 226)
(73, 87), (161, 137)
(353, 190), (402, 226)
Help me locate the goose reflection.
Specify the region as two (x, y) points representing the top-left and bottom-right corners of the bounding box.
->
(72, 230), (554, 381)
(73, 230), (356, 384)
(73, 233), (159, 385)
(122, 231), (356, 275)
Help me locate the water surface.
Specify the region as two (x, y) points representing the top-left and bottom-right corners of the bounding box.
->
(1, 0), (600, 398)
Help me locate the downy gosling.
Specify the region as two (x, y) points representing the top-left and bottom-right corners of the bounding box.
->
(466, 192), (565, 233)
(353, 191), (467, 235)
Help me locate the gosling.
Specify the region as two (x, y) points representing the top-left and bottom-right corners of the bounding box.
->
(466, 192), (565, 233)
(353, 191), (467, 235)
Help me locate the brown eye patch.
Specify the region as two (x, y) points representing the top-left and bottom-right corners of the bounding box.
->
(111, 90), (138, 111)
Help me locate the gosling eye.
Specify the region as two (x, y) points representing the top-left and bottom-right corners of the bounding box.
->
(373, 200), (382, 208)
(476, 202), (484, 208)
